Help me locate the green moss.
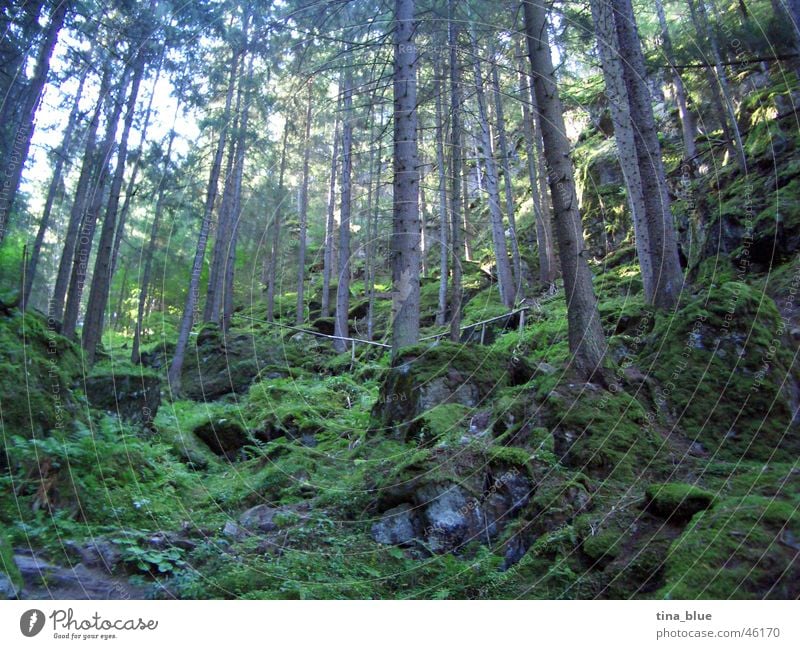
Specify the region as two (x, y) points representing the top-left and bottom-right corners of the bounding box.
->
(546, 386), (663, 480)
(659, 496), (800, 598)
(0, 308), (84, 439)
(419, 403), (473, 441)
(645, 483), (715, 522)
(0, 530), (22, 592)
(640, 282), (798, 461)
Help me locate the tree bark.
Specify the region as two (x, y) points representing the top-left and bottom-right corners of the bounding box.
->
(295, 81), (313, 325)
(0, 1), (67, 246)
(266, 120), (290, 323)
(516, 40), (556, 286)
(334, 64), (354, 353)
(655, 0), (697, 162)
(131, 124), (178, 364)
(62, 67), (131, 340)
(168, 46), (239, 392)
(523, 0), (607, 378)
(82, 51), (147, 364)
(321, 107), (341, 319)
(612, 0), (685, 309)
(448, 0), (463, 342)
(434, 62), (449, 327)
(590, 0), (654, 301)
(222, 51), (255, 333)
(23, 67), (87, 309)
(51, 65), (111, 324)
(490, 46), (523, 298)
(391, 0), (421, 354)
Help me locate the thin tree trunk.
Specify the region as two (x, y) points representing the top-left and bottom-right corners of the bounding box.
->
(110, 50), (164, 281)
(205, 52), (244, 324)
(434, 62), (449, 327)
(367, 127), (383, 341)
(295, 81), (313, 325)
(523, 0), (607, 378)
(222, 51), (255, 333)
(469, 30), (515, 308)
(23, 67), (87, 309)
(516, 41), (556, 286)
(612, 0), (685, 309)
(321, 107), (341, 319)
(418, 115), (428, 277)
(82, 52), (147, 364)
(490, 46), (523, 298)
(687, 0), (747, 172)
(334, 64), (354, 353)
(391, 0), (421, 353)
(448, 1), (463, 342)
(590, 0), (654, 301)
(168, 46), (239, 392)
(62, 67), (130, 340)
(113, 260), (129, 331)
(0, 1), (67, 246)
(266, 121), (290, 323)
(131, 124), (178, 364)
(655, 0), (697, 162)
(51, 65), (111, 324)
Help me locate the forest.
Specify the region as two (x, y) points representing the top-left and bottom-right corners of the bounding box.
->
(0, 0), (798, 600)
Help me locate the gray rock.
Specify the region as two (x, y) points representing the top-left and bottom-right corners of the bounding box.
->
(85, 372), (161, 425)
(239, 505), (279, 532)
(222, 521), (247, 540)
(371, 503), (420, 546)
(0, 572), (19, 599)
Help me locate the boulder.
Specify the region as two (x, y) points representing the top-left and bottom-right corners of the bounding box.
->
(85, 371), (160, 425)
(371, 503), (421, 546)
(193, 416), (251, 458)
(371, 343), (508, 442)
(239, 505), (279, 532)
(371, 468), (533, 553)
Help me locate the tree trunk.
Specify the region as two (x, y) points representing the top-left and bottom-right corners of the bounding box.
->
(367, 126), (383, 341)
(222, 52), (255, 333)
(434, 62), (449, 327)
(204, 52), (244, 324)
(266, 120), (290, 323)
(82, 52), (147, 364)
(51, 65), (111, 324)
(448, 0), (463, 343)
(687, 0), (747, 172)
(612, 0), (685, 309)
(469, 31), (515, 308)
(655, 0), (697, 162)
(0, 1), (67, 246)
(516, 40), (556, 285)
(295, 81), (313, 325)
(523, 0), (607, 378)
(321, 108), (341, 319)
(391, 0), (421, 354)
(110, 50), (165, 281)
(334, 64), (354, 353)
(490, 46), (523, 298)
(23, 67), (87, 309)
(62, 67), (130, 340)
(131, 124), (178, 364)
(590, 0), (654, 301)
(168, 46), (239, 392)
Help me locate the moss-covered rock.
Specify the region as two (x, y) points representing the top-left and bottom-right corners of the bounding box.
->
(85, 368), (160, 425)
(0, 308), (84, 439)
(640, 282), (799, 461)
(658, 496), (800, 598)
(371, 342), (509, 442)
(645, 482), (715, 523)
